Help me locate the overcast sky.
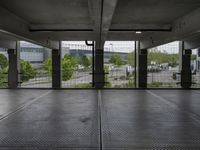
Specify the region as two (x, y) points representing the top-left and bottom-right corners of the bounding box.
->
(21, 41), (197, 54)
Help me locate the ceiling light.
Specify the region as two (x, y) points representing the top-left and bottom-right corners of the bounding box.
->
(136, 31), (142, 34)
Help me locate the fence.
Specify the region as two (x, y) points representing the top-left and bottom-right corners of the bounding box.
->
(147, 68), (181, 88)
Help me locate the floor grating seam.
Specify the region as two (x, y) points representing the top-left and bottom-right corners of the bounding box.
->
(0, 91), (52, 122)
(147, 90), (200, 123)
(98, 90), (103, 150)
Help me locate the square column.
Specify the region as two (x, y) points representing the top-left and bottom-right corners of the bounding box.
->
(52, 49), (61, 88)
(179, 41), (192, 88)
(8, 48), (20, 88)
(136, 41), (148, 88)
(94, 49), (104, 88)
(181, 50), (192, 88)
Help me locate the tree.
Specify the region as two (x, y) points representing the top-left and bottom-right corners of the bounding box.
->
(127, 51), (135, 67)
(62, 54), (76, 81)
(0, 54), (8, 69)
(0, 68), (7, 87)
(43, 58), (52, 74)
(43, 54), (77, 81)
(20, 60), (37, 82)
(191, 54), (197, 61)
(81, 55), (91, 67)
(0, 54), (8, 87)
(148, 49), (179, 66)
(109, 54), (123, 66)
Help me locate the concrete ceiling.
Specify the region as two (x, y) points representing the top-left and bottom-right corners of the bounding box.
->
(0, 0), (200, 49)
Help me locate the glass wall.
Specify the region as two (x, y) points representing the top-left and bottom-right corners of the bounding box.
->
(61, 41), (93, 88)
(0, 48), (8, 88)
(104, 41), (135, 88)
(147, 42), (180, 88)
(19, 41), (52, 88)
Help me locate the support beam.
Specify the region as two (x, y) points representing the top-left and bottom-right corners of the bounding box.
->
(0, 6), (59, 49)
(140, 8), (200, 49)
(184, 37), (200, 49)
(136, 41), (147, 88)
(0, 32), (17, 49)
(0, 40), (16, 49)
(29, 24), (93, 31)
(8, 42), (20, 88)
(88, 0), (102, 41)
(101, 0), (118, 43)
(88, 0), (118, 46)
(110, 24), (172, 31)
(52, 42), (61, 88)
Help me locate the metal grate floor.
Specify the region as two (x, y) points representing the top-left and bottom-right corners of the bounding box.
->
(0, 89), (200, 149)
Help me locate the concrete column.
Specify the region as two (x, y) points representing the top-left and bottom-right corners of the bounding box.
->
(136, 41), (148, 88)
(52, 47), (61, 88)
(179, 41), (192, 88)
(179, 41), (184, 72)
(94, 48), (104, 88)
(198, 48), (200, 71)
(8, 42), (20, 88)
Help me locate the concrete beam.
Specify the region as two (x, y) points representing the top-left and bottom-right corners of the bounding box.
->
(88, 0), (118, 48)
(0, 40), (16, 49)
(110, 23), (172, 31)
(140, 8), (200, 49)
(88, 0), (101, 42)
(0, 6), (59, 49)
(184, 33), (200, 49)
(101, 0), (118, 43)
(185, 38), (200, 49)
(30, 24), (93, 31)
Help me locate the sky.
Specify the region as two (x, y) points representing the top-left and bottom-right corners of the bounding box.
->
(21, 41), (198, 54)
(62, 41), (178, 53)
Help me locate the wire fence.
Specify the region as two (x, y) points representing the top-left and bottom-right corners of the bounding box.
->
(0, 49), (8, 88)
(192, 71), (200, 88)
(62, 68), (92, 88)
(61, 41), (93, 88)
(147, 69), (181, 88)
(19, 72), (52, 88)
(105, 66), (135, 88)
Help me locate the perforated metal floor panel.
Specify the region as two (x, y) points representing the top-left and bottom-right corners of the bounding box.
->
(101, 90), (200, 150)
(0, 89), (200, 149)
(0, 90), (99, 150)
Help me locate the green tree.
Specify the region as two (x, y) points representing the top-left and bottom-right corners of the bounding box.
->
(43, 54), (77, 81)
(148, 49), (179, 66)
(191, 54), (197, 61)
(80, 55), (91, 67)
(127, 51), (135, 67)
(109, 54), (123, 66)
(0, 54), (8, 69)
(0, 54), (8, 87)
(43, 58), (52, 74)
(20, 60), (37, 82)
(104, 65), (112, 88)
(62, 54), (76, 81)
(0, 68), (8, 87)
